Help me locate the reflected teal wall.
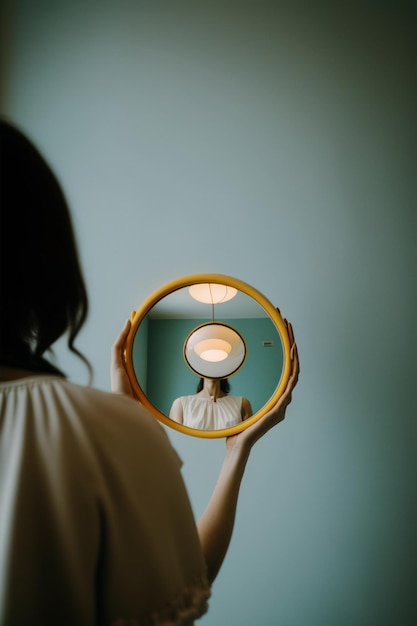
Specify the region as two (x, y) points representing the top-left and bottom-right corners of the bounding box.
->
(142, 317), (282, 415)
(132, 314), (149, 392)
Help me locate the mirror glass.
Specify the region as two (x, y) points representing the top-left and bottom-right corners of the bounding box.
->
(125, 275), (290, 438)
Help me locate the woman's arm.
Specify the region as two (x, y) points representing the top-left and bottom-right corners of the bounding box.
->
(197, 321), (299, 582)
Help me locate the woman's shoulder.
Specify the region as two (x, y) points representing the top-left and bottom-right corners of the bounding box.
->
(1, 374), (182, 474)
(218, 394), (242, 403)
(1, 374), (166, 438)
(58, 378), (167, 432)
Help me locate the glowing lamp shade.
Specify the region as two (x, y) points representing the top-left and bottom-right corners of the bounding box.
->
(194, 338), (232, 362)
(184, 322), (246, 378)
(189, 283), (238, 304)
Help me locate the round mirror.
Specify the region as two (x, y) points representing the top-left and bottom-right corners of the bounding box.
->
(124, 274), (291, 438)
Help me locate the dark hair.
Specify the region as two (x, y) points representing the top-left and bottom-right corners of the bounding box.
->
(196, 378), (230, 393)
(0, 118), (91, 377)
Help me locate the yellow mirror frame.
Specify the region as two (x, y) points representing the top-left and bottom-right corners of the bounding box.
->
(124, 274), (292, 438)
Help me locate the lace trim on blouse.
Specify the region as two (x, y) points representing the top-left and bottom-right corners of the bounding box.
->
(111, 574), (211, 626)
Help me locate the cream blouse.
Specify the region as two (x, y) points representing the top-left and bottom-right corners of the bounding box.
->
(180, 395), (243, 430)
(0, 376), (210, 625)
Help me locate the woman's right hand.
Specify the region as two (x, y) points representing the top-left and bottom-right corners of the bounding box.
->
(226, 319), (299, 454)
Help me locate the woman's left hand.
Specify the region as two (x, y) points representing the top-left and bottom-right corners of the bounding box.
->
(110, 320), (136, 398)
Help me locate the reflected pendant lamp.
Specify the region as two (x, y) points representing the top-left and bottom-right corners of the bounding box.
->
(188, 283), (238, 304)
(184, 322), (246, 379)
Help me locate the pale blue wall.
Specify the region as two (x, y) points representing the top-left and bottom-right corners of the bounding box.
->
(1, 1), (415, 624)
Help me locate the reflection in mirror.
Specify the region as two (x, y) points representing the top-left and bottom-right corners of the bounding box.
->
(169, 376), (253, 430)
(131, 286), (284, 430)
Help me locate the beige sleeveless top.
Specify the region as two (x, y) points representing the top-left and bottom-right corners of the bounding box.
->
(180, 394), (243, 430)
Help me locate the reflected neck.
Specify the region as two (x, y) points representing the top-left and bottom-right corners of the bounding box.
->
(199, 379), (225, 401)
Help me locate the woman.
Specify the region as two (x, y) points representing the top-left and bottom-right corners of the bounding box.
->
(0, 119), (299, 625)
(169, 378), (253, 429)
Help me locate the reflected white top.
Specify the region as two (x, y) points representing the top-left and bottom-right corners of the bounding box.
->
(0, 376), (210, 625)
(180, 395), (243, 430)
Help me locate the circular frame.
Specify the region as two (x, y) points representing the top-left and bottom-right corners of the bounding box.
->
(125, 274), (291, 439)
